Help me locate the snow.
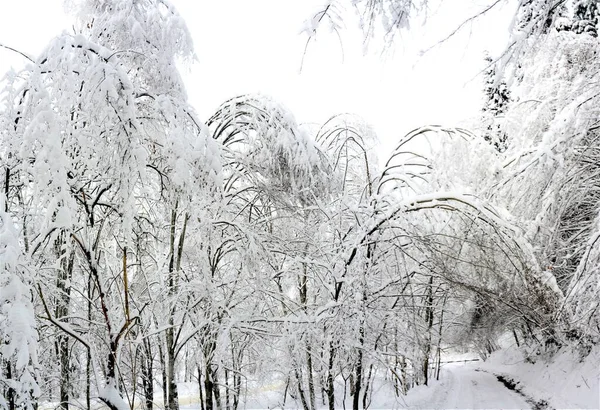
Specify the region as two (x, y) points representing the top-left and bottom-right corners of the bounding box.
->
(175, 361), (533, 409)
(479, 345), (600, 409)
(402, 363), (530, 410)
(99, 380), (129, 410)
(173, 345), (600, 409)
(2, 3), (600, 410)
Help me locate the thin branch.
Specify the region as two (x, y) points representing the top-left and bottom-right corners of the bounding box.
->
(37, 284), (91, 350)
(0, 43), (35, 64)
(422, 0), (503, 55)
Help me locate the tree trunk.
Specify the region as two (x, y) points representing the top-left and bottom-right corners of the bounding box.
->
(204, 362), (214, 410)
(86, 345), (91, 410)
(166, 326), (179, 410)
(87, 275), (92, 410)
(224, 368), (230, 410)
(212, 366), (222, 410)
(141, 339), (154, 410)
(298, 254), (316, 410)
(327, 340), (336, 410)
(198, 365), (205, 410)
(294, 366), (310, 410)
(100, 341), (123, 410)
(232, 347), (241, 410)
(353, 278), (369, 410)
(165, 207), (188, 410)
(7, 362), (15, 410)
(56, 238), (74, 410)
(435, 294), (447, 381)
(306, 344), (316, 410)
(362, 363), (374, 409)
(352, 336), (363, 410)
(423, 276), (434, 386)
(58, 334), (70, 410)
(400, 356), (407, 394)
(158, 340), (168, 410)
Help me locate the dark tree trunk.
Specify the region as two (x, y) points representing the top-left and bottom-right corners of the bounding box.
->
(56, 238), (74, 410)
(100, 341), (122, 410)
(212, 366), (221, 410)
(198, 365), (205, 410)
(352, 334), (363, 410)
(158, 340), (168, 410)
(327, 341), (336, 410)
(87, 275), (92, 410)
(362, 363), (374, 409)
(204, 362), (214, 410)
(166, 326), (179, 410)
(58, 334), (70, 410)
(306, 344), (316, 410)
(7, 362), (15, 410)
(423, 276), (435, 386)
(141, 339), (154, 410)
(298, 255), (316, 410)
(224, 368), (230, 410)
(294, 366), (310, 410)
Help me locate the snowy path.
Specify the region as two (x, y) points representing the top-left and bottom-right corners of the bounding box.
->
(403, 363), (532, 409)
(179, 362), (536, 409)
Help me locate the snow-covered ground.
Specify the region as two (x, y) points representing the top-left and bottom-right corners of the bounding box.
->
(401, 364), (529, 409)
(176, 346), (599, 409)
(40, 344), (599, 409)
(478, 345), (600, 409)
(402, 344), (599, 410)
(176, 363), (531, 409)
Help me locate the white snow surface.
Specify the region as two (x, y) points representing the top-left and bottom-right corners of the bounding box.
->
(176, 346), (599, 409)
(178, 362), (530, 409)
(401, 363), (530, 410)
(45, 346), (599, 410)
(98, 382), (130, 410)
(479, 345), (600, 409)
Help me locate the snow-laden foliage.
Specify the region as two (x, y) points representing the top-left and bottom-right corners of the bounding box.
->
(209, 94), (326, 207)
(482, 53), (511, 153)
(315, 114), (379, 200)
(1, 1), (599, 409)
(377, 126), (497, 198)
(303, 0), (426, 46)
(495, 17), (600, 340)
(0, 0), (219, 408)
(0, 195), (38, 410)
(68, 0), (194, 96)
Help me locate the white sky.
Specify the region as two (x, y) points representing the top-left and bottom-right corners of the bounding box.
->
(0, 0), (516, 156)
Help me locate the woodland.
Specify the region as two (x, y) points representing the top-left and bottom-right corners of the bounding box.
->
(0, 0), (599, 409)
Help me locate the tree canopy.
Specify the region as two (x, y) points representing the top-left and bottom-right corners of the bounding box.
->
(1, 1), (599, 409)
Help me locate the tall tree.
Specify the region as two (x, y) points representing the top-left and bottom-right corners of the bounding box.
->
(482, 54), (511, 153)
(0, 194), (39, 410)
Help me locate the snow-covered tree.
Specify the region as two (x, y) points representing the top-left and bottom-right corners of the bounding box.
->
(573, 0), (599, 36)
(0, 1), (599, 409)
(303, 0), (426, 46)
(0, 195), (38, 410)
(482, 54), (511, 153)
(0, 1), (217, 409)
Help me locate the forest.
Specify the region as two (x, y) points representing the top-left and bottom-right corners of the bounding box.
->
(0, 0), (599, 409)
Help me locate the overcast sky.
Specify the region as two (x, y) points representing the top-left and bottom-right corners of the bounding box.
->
(0, 0), (516, 156)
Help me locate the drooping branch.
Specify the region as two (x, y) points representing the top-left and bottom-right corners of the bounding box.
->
(0, 43), (35, 63)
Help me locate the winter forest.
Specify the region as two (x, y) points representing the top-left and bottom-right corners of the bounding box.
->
(0, 0), (599, 409)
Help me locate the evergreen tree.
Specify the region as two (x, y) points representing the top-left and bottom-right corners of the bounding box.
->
(573, 0), (599, 36)
(482, 54), (511, 153)
(555, 2), (573, 32)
